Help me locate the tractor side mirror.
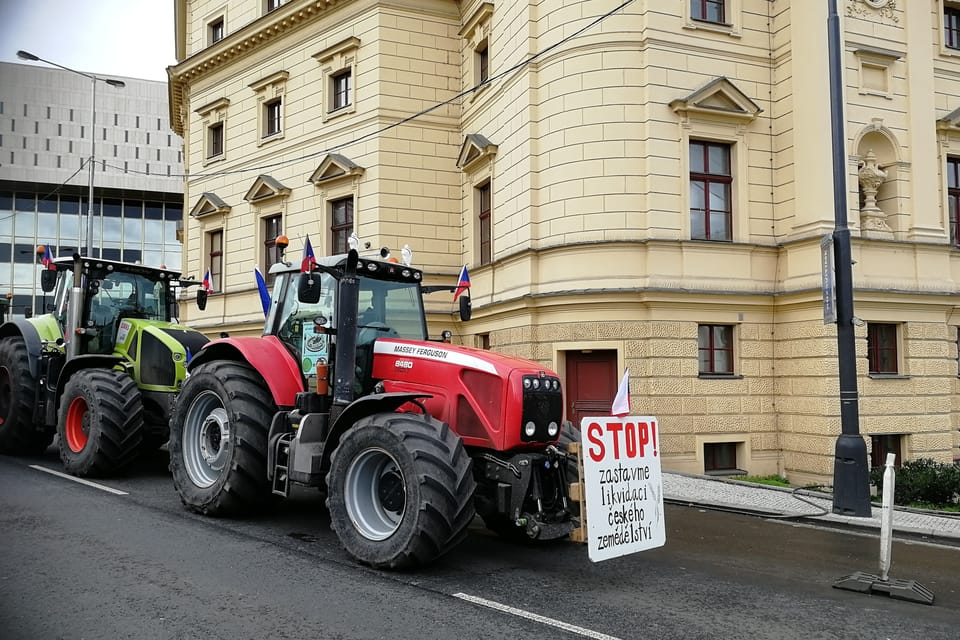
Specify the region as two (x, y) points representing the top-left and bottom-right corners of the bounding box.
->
(298, 273), (322, 304)
(459, 294), (472, 322)
(40, 269), (57, 293)
(196, 289), (208, 311)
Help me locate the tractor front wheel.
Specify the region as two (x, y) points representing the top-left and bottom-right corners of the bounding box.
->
(0, 337), (53, 455)
(57, 369), (144, 476)
(326, 413), (476, 569)
(168, 361), (275, 516)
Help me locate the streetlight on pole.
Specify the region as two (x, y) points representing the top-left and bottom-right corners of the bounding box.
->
(16, 50), (125, 257)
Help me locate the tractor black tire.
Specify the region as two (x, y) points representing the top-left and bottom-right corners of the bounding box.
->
(0, 337), (54, 455)
(168, 361), (275, 516)
(326, 413), (476, 569)
(57, 369), (144, 477)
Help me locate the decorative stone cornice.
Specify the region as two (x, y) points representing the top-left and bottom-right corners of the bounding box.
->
(244, 175), (292, 203)
(168, 0), (343, 135)
(312, 36), (361, 64)
(248, 70), (289, 92)
(457, 134), (497, 170)
(309, 154), (364, 185)
(194, 97), (230, 117)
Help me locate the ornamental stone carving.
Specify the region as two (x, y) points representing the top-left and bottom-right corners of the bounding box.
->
(846, 0), (899, 22)
(858, 149), (891, 232)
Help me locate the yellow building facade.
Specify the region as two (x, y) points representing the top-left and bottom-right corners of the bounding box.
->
(168, 0), (960, 484)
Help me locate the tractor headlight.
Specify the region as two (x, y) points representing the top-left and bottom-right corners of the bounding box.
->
(524, 421), (536, 437)
(547, 421), (559, 437)
(532, 379), (540, 390)
(523, 378), (531, 390)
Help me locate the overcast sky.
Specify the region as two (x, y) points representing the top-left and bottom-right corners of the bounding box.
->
(0, 0), (175, 81)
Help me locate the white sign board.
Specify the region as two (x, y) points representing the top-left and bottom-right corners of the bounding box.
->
(580, 416), (666, 562)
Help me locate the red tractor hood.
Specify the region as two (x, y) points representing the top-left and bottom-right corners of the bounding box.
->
(371, 339), (564, 451)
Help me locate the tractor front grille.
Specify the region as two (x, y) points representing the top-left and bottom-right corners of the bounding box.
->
(520, 375), (563, 442)
(140, 331), (176, 387)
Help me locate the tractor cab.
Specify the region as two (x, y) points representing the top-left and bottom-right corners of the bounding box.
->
(267, 255), (427, 392)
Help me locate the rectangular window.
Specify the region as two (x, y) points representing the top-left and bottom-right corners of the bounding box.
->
(208, 122), (224, 158)
(867, 322), (899, 374)
(331, 197), (354, 254)
(704, 442), (737, 472)
(208, 230), (223, 292)
(209, 17), (225, 45)
(266, 0), (282, 11)
(262, 215), (283, 283)
(947, 5), (960, 49)
(698, 324), (734, 375)
(478, 181), (491, 265)
(264, 99), (281, 137)
(692, 0), (725, 23)
(476, 41), (489, 84)
(948, 157), (960, 246)
(331, 70), (352, 111)
(870, 434), (902, 469)
(690, 140), (732, 241)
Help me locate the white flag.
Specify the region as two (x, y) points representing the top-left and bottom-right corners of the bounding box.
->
(611, 368), (630, 417)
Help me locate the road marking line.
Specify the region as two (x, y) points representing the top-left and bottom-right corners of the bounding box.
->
(29, 465), (129, 495)
(452, 592), (621, 640)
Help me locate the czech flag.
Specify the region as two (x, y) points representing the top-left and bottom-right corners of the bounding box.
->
(301, 235), (317, 273)
(41, 244), (55, 269)
(254, 266), (271, 316)
(453, 265), (470, 301)
(611, 368), (631, 417)
(202, 270), (213, 294)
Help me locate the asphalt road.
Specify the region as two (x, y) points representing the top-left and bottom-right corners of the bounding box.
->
(1, 447), (958, 640)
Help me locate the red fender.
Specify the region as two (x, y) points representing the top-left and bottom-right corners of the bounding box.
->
(190, 335), (303, 407)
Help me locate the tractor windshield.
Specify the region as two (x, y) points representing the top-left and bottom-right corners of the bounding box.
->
(357, 277), (426, 341)
(84, 272), (169, 354)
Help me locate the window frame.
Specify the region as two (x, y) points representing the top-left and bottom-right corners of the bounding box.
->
(476, 39), (489, 85)
(704, 442), (737, 473)
(330, 196), (354, 255)
(691, 0), (725, 24)
(265, 0), (282, 13)
(331, 70), (352, 112)
(477, 180), (492, 265)
(698, 323), (735, 376)
(866, 322), (899, 375)
(207, 229), (223, 292)
(948, 156), (960, 247)
(689, 140), (733, 242)
(208, 16), (225, 46)
(262, 214), (283, 285)
(870, 434), (903, 469)
(947, 4), (960, 50)
(263, 98), (282, 138)
(314, 37), (360, 122)
(207, 121), (224, 159)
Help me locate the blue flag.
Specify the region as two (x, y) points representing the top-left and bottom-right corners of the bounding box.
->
(254, 266), (271, 316)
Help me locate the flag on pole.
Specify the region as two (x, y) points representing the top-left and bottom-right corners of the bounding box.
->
(611, 368), (630, 417)
(202, 270), (213, 294)
(41, 244), (55, 269)
(453, 265), (470, 301)
(254, 266), (271, 316)
(301, 235), (317, 273)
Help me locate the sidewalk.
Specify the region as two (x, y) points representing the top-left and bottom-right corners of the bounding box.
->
(663, 471), (960, 544)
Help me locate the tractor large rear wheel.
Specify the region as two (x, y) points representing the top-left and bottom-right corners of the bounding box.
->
(0, 337), (53, 455)
(57, 369), (144, 476)
(326, 413), (476, 569)
(168, 361), (275, 516)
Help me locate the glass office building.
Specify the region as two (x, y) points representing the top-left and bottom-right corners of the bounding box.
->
(0, 62), (183, 319)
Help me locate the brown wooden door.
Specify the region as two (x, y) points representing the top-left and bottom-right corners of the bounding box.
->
(565, 350), (618, 426)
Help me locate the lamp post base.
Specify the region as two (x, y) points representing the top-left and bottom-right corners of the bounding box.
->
(832, 434), (872, 516)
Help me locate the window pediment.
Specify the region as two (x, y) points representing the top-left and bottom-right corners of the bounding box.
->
(244, 174), (291, 203)
(312, 37), (360, 66)
(460, 2), (493, 46)
(457, 134), (497, 170)
(937, 106), (960, 132)
(248, 70), (289, 93)
(670, 77), (761, 124)
(308, 154), (364, 185)
(195, 97), (230, 117)
(190, 192), (231, 218)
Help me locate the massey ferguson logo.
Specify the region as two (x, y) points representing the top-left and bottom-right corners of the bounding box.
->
(395, 359), (414, 370)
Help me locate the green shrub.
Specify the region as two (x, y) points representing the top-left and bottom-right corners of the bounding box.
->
(739, 474), (791, 488)
(871, 459), (960, 507)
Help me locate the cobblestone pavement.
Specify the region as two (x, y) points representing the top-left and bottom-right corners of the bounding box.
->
(663, 472), (960, 542)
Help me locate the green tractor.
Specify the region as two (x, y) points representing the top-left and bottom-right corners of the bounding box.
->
(0, 255), (210, 476)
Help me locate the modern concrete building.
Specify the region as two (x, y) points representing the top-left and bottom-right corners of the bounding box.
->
(168, 0), (960, 483)
(0, 61), (184, 319)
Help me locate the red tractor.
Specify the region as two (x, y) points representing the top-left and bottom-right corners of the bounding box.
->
(168, 249), (577, 568)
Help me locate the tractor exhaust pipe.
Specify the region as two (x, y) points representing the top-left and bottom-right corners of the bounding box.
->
(331, 249), (360, 421)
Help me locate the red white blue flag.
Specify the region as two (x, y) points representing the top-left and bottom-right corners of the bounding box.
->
(454, 265), (470, 301)
(41, 244), (55, 269)
(203, 270), (213, 293)
(301, 235), (317, 273)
